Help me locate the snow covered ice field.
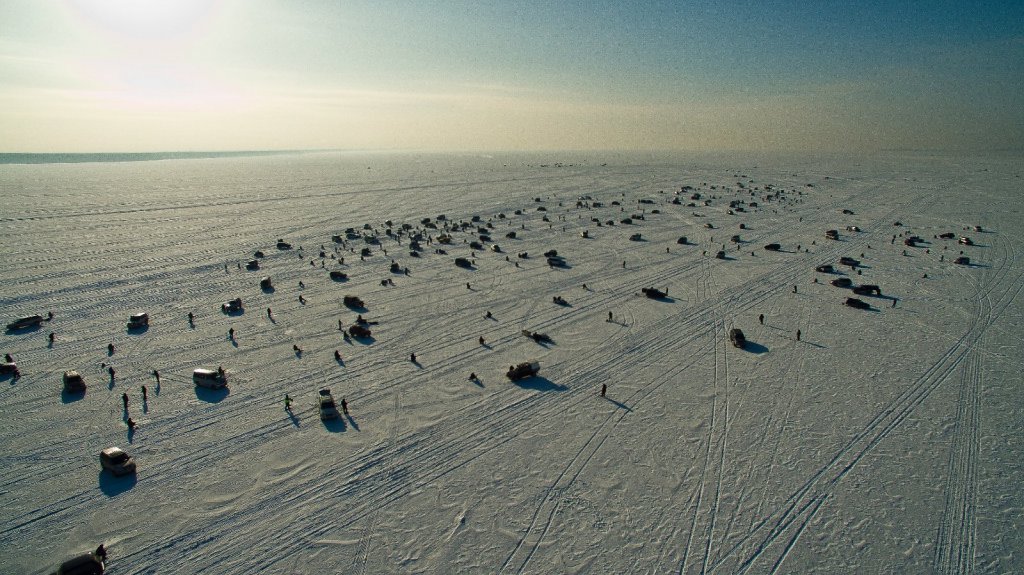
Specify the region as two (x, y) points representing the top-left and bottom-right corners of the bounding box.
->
(1, 151), (1022, 574)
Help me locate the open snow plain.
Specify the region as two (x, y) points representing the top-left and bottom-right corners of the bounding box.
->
(1, 151), (1022, 574)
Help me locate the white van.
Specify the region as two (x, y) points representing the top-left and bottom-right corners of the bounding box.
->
(193, 368), (226, 389)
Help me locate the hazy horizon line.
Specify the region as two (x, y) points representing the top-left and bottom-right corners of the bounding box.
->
(1, 147), (1020, 165)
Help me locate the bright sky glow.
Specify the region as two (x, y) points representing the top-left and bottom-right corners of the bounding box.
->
(0, 0), (1021, 152)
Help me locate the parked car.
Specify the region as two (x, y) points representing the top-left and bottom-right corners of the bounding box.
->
(245, 260), (260, 270)
(348, 324), (372, 338)
(958, 236), (973, 245)
(63, 370), (86, 393)
(260, 277), (273, 290)
(126, 312), (149, 330)
(852, 284), (881, 296)
(954, 256), (970, 265)
(839, 256), (860, 267)
(454, 257), (472, 268)
(764, 243), (781, 251)
(343, 295), (365, 309)
(506, 361), (540, 381)
(99, 447), (136, 477)
(319, 389), (340, 420)
(845, 297), (871, 309)
(521, 330), (552, 344)
(729, 328), (746, 348)
(641, 287), (667, 299)
(221, 298), (243, 314)
(831, 278), (853, 288)
(815, 264), (835, 273)
(193, 368), (227, 389)
(328, 271), (347, 281)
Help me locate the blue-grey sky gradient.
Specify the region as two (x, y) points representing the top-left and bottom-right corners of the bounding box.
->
(0, 0), (1020, 152)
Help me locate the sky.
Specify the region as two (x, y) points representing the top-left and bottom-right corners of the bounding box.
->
(0, 0), (1021, 153)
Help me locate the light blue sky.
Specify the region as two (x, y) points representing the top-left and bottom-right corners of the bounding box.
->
(0, 0), (1020, 152)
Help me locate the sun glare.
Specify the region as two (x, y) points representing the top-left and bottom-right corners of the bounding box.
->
(68, 0), (216, 43)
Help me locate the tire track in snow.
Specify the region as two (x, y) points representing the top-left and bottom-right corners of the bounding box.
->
(933, 348), (980, 575)
(931, 235), (1001, 575)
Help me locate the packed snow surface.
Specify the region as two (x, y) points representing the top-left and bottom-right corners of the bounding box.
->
(1, 151), (1022, 574)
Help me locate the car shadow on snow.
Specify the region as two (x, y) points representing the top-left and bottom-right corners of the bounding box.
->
(323, 417), (346, 433)
(5, 324), (41, 335)
(61, 390), (85, 404)
(195, 386), (230, 403)
(511, 376), (567, 392)
(742, 342), (769, 354)
(98, 471), (137, 496)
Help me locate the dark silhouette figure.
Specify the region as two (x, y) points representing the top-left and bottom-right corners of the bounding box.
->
(410, 352), (417, 363)
(126, 418), (136, 430)
(267, 308), (273, 318)
(796, 329), (802, 341)
(600, 383), (607, 397)
(284, 394), (292, 410)
(334, 350), (341, 361)
(121, 392), (129, 409)
(95, 544), (107, 561)
(141, 385), (147, 402)
(228, 327), (235, 340)
(188, 312), (194, 326)
(152, 369), (160, 384)
(48, 332), (55, 344)
(758, 314), (764, 325)
(341, 398), (349, 415)
(108, 366), (116, 379)
(107, 343), (115, 355)
(4, 353), (11, 362)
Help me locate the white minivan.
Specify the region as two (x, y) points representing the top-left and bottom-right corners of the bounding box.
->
(193, 368), (227, 389)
